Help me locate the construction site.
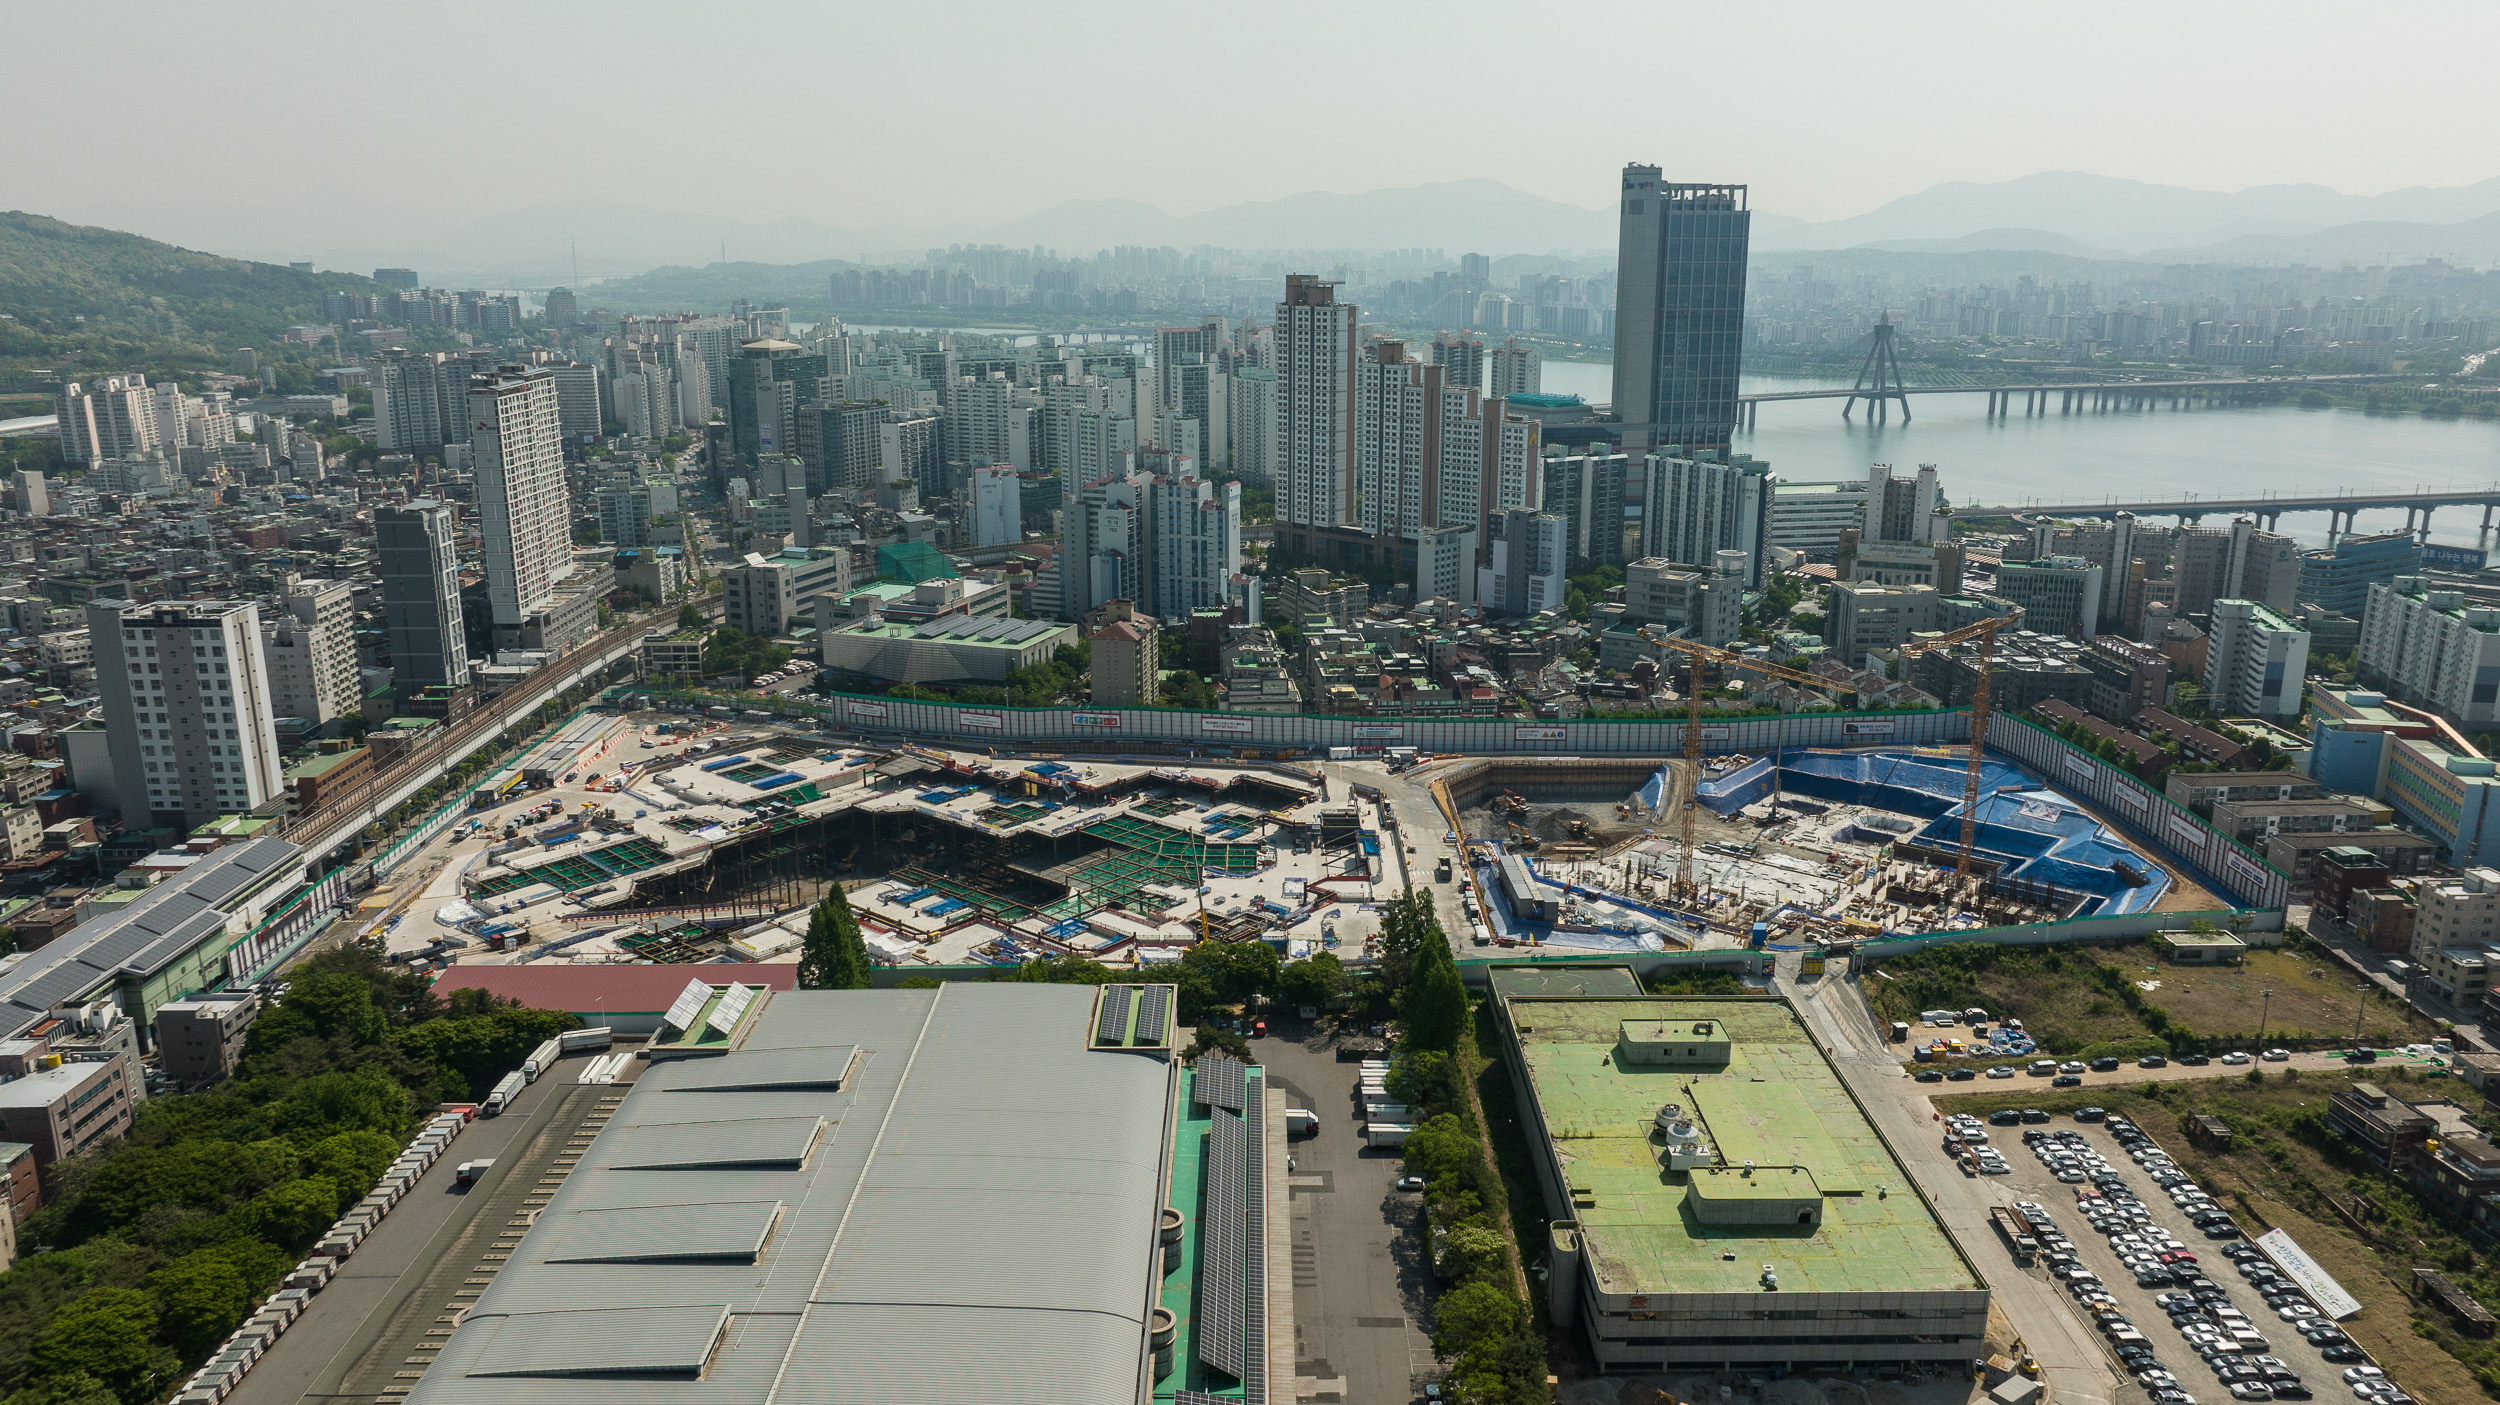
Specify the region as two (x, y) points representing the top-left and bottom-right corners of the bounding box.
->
(379, 709), (1423, 976)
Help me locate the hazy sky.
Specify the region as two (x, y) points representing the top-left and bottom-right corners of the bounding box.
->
(8, 0), (2497, 240)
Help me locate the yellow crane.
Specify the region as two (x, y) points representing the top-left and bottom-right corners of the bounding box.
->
(1639, 631), (1853, 897)
(1892, 614), (2017, 880)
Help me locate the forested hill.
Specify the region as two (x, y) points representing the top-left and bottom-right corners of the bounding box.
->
(0, 212), (388, 386)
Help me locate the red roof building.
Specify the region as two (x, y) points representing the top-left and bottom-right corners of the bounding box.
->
(431, 964), (802, 1033)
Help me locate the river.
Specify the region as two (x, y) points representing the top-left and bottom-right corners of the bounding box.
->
(1539, 360), (2500, 550)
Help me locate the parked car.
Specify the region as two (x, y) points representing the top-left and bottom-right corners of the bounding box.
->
(2261, 1048), (2291, 1062)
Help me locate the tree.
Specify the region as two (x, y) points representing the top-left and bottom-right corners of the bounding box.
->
(1277, 952), (1348, 1011)
(0, 1373), (119, 1405)
(798, 886), (871, 990)
(1436, 1222), (1509, 1285)
(1401, 935), (1469, 1053)
(1428, 1280), (1523, 1361)
(678, 603), (705, 631)
(146, 1255), (249, 1358)
(28, 1288), (159, 1405)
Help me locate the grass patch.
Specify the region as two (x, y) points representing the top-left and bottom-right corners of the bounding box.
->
(1936, 1070), (2495, 1399)
(1867, 938), (2439, 1057)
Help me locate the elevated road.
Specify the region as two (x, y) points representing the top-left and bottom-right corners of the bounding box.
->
(1732, 372), (2402, 428)
(1960, 485), (2500, 537)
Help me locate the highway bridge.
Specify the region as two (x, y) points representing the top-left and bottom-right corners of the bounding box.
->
(1732, 373), (2402, 428)
(1959, 486), (2500, 540)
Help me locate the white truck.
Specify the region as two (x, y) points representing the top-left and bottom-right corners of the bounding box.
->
(456, 1159), (494, 1186)
(1285, 1108), (1318, 1137)
(559, 1027), (615, 1053)
(483, 1071), (525, 1116)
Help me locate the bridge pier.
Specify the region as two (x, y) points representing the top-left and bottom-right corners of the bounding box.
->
(2419, 506), (2434, 543)
(2483, 503), (2494, 549)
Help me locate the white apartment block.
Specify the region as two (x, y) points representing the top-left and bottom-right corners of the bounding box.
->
(1355, 344), (1434, 544)
(1416, 524), (1479, 608)
(469, 366), (574, 637)
(945, 374), (1034, 473)
(1060, 470), (1150, 619)
(91, 600), (285, 826)
(266, 578), (359, 725)
(1486, 338), (1542, 398)
(1227, 368), (1277, 486)
(2412, 867), (2500, 964)
(1274, 275), (1358, 529)
(2357, 576), (2500, 729)
(2204, 598), (2311, 721)
(1641, 451), (1775, 587)
(57, 376), (160, 465)
(1145, 471), (1242, 621)
(968, 466), (1021, 549)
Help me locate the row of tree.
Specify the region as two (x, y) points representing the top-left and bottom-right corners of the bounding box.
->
(0, 948), (575, 1405)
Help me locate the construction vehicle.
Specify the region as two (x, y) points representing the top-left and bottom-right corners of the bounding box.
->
(1890, 614), (2016, 879)
(1636, 630), (1852, 896)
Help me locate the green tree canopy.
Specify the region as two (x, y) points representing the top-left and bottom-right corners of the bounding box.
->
(798, 886), (871, 990)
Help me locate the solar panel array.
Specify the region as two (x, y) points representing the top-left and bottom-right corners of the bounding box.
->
(1093, 986), (1134, 1046)
(1199, 1110), (1250, 1381)
(1136, 985), (1171, 1045)
(1197, 1057), (1248, 1113)
(1244, 1068), (1268, 1404)
(706, 982), (757, 1037)
(911, 613), (1063, 644)
(661, 977), (712, 1032)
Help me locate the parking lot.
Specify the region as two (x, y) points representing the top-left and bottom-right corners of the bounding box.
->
(1941, 1103), (2402, 1405)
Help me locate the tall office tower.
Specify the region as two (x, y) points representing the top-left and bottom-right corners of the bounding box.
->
(56, 376), (160, 465)
(1861, 463), (1945, 543)
(596, 481), (654, 547)
(1274, 275), (1358, 531)
(1145, 468), (1242, 621)
(944, 373), (1034, 473)
(1429, 332), (1484, 389)
(1060, 470), (1152, 618)
(1356, 341), (1440, 547)
(543, 286), (578, 328)
(1641, 451), (1775, 586)
(672, 334), (714, 425)
(376, 499), (469, 694)
(1610, 166), (1750, 454)
(969, 465), (1023, 548)
(1459, 252), (1492, 283)
(90, 599), (284, 827)
(1227, 368), (1277, 486)
(727, 338), (828, 465)
(15, 469), (48, 518)
(1479, 509), (1569, 617)
(544, 361), (604, 442)
(1487, 338), (1543, 398)
(266, 578), (360, 725)
(469, 365), (572, 642)
(798, 400), (888, 494)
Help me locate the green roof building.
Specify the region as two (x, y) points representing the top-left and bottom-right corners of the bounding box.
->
(1495, 987), (1988, 1372)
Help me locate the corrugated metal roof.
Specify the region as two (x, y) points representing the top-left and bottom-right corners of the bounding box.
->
(468, 1304), (730, 1376)
(541, 1201), (784, 1265)
(654, 1048), (857, 1094)
(608, 1117), (825, 1171)
(409, 984), (1179, 1405)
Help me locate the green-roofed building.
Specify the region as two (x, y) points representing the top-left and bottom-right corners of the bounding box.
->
(1496, 993), (1988, 1372)
(875, 539), (959, 586)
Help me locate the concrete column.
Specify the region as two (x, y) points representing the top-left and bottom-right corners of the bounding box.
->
(2419, 506), (2434, 543)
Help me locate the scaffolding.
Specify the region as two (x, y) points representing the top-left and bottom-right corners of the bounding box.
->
(1040, 816), (1265, 917)
(472, 835), (673, 896)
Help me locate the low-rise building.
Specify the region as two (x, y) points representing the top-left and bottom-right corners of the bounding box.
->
(817, 608), (1076, 687)
(2206, 795), (2390, 847)
(2329, 1081), (2436, 1168)
(2415, 869), (2500, 961)
(2165, 770), (2327, 816)
(1089, 603), (1159, 707)
(282, 744), (372, 814)
(0, 1045), (134, 1176)
(152, 992), (257, 1085)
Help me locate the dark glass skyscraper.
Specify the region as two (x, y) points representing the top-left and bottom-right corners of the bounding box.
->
(1610, 167), (1749, 455)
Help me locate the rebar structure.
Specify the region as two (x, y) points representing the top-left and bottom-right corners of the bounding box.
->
(1843, 312), (1913, 422)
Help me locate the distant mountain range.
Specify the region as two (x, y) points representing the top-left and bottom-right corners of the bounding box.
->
(37, 170), (2500, 287)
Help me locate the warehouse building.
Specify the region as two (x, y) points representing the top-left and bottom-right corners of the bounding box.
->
(1494, 982), (1989, 1372)
(406, 981), (1289, 1405)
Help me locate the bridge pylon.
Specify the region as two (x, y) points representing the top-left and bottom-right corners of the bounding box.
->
(1843, 312), (1912, 423)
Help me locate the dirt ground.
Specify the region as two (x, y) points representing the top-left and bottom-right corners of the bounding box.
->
(2088, 945), (2438, 1044)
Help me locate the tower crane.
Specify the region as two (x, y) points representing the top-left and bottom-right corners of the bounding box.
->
(1638, 631), (1852, 897)
(1892, 613), (2017, 881)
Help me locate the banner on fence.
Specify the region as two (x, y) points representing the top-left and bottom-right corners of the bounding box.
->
(1352, 723), (1405, 740)
(845, 699), (888, 720)
(1201, 716), (1255, 736)
(1072, 712), (1121, 729)
(2062, 752), (2097, 783)
(2165, 811), (2204, 849)
(1842, 720), (1895, 736)
(1699, 725), (1733, 742)
(957, 711), (1002, 730)
(1514, 726), (1566, 743)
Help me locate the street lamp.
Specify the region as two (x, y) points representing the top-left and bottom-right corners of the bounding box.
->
(2258, 989), (2274, 1049)
(2354, 984), (2369, 1047)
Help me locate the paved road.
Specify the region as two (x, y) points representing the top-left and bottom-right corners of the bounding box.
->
(1255, 1024), (1440, 1405)
(1779, 958), (2123, 1405)
(226, 1058), (631, 1405)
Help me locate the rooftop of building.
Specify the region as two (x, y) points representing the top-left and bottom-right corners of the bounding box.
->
(0, 1056), (117, 1108)
(1507, 995), (1976, 1298)
(405, 984), (1178, 1405)
(282, 748), (368, 781)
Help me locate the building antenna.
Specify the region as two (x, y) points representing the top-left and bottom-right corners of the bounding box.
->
(571, 240), (579, 286)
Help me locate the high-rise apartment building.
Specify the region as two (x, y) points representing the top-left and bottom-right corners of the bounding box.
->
(1274, 275), (1358, 533)
(2206, 598), (2311, 720)
(56, 376), (160, 465)
(1226, 369), (1277, 487)
(372, 349), (448, 452)
(798, 400), (888, 495)
(1996, 556), (2104, 640)
(469, 365), (573, 644)
(1430, 333), (1484, 389)
(1541, 451), (1628, 570)
(1641, 451), (1775, 586)
(375, 499), (469, 695)
(90, 600), (285, 827)
(879, 408), (944, 494)
(1611, 167), (1750, 454)
(2357, 575), (2500, 728)
(596, 481), (654, 548)
(1144, 469), (1242, 622)
(1861, 463), (1945, 544)
(727, 339), (828, 465)
(969, 466), (1022, 549)
(943, 374), (1034, 474)
(1480, 509), (1569, 618)
(1486, 338), (1542, 399)
(545, 361), (604, 442)
(1060, 470), (1151, 619)
(266, 579), (359, 725)
(1356, 342), (1439, 547)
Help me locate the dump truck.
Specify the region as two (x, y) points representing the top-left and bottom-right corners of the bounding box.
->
(1990, 1207), (2035, 1264)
